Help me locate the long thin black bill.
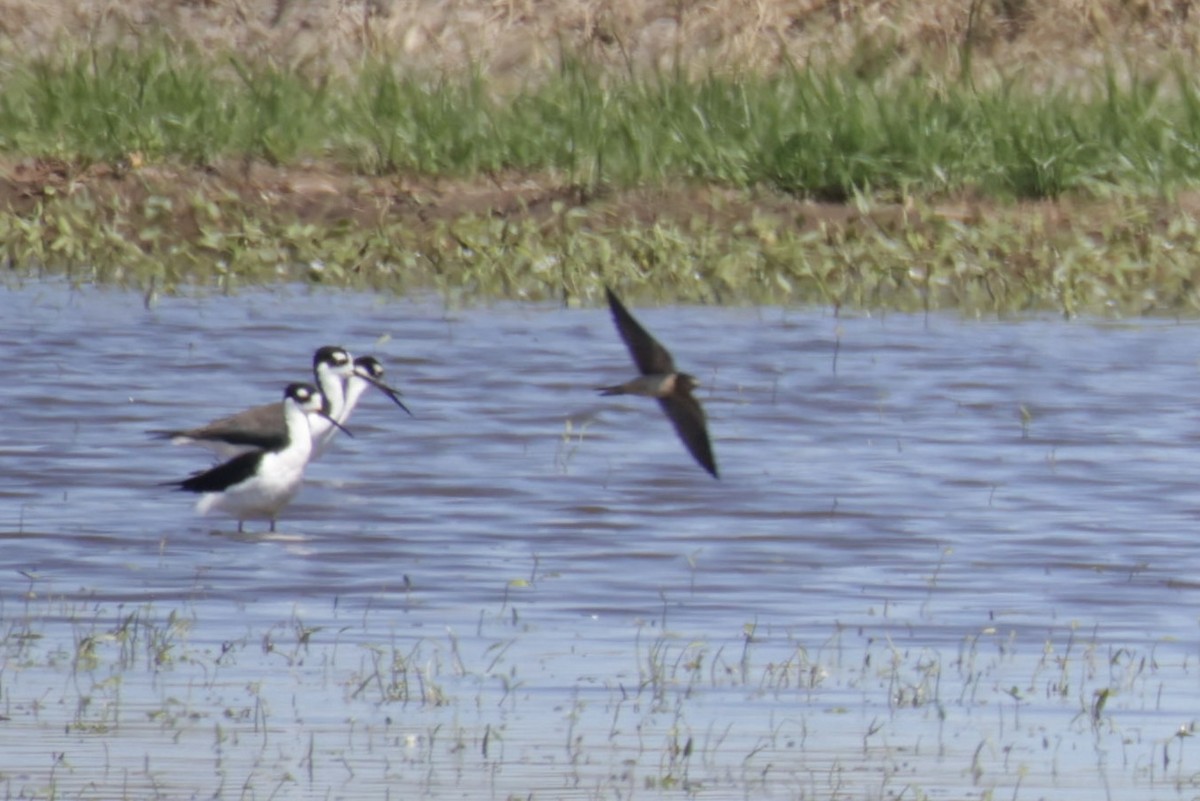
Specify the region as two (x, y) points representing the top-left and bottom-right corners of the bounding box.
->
(317, 411), (354, 438)
(367, 377), (413, 416)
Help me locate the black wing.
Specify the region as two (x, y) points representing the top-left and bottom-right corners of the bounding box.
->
(173, 451), (264, 493)
(606, 287), (676, 376)
(657, 394), (719, 478)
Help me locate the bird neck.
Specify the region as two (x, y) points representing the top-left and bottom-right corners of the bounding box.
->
(340, 376), (370, 423)
(282, 398), (315, 457)
(315, 366), (347, 417)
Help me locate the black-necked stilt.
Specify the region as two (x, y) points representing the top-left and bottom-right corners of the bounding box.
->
(313, 355), (411, 457)
(598, 287), (719, 478)
(152, 345), (354, 459)
(164, 382), (348, 532)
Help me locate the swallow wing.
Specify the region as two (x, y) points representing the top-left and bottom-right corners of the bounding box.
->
(657, 393), (719, 478)
(606, 287), (676, 376)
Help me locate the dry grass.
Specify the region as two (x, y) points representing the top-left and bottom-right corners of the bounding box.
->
(2, 0), (1196, 87)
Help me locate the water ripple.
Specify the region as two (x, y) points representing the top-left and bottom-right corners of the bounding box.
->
(2, 280), (1200, 799)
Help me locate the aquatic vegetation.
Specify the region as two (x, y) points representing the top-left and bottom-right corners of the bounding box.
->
(1, 574), (1193, 800)
(6, 173), (1200, 316)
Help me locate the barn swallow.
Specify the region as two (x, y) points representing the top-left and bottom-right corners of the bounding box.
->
(597, 286), (719, 478)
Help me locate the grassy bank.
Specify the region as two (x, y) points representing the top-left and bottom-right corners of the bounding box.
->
(4, 41), (1200, 314)
(10, 45), (1200, 198)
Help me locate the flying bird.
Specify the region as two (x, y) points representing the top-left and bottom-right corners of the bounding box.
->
(597, 286), (718, 478)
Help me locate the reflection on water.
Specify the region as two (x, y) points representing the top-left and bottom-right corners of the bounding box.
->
(2, 279), (1200, 799)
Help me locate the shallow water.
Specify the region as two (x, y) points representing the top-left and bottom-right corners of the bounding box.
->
(2, 279), (1200, 799)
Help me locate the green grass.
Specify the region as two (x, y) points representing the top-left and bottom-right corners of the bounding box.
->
(5, 43), (1200, 199)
